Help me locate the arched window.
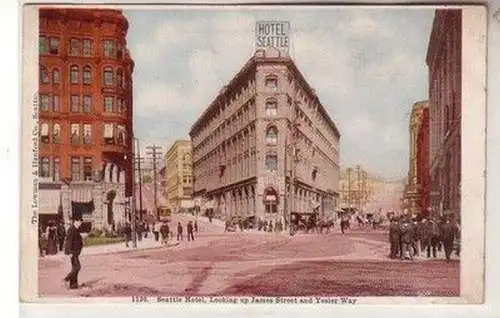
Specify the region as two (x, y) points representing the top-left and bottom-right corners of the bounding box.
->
(52, 68), (60, 84)
(265, 153), (278, 172)
(40, 66), (49, 84)
(83, 66), (92, 84)
(70, 65), (79, 84)
(264, 187), (278, 214)
(265, 126), (278, 145)
(265, 99), (277, 117)
(103, 67), (114, 86)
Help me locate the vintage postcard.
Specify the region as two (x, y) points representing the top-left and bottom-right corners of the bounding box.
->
(19, 2), (487, 306)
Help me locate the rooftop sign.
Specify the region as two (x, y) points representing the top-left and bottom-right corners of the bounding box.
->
(255, 20), (291, 55)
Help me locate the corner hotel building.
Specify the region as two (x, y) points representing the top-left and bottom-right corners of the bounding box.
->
(189, 50), (341, 222)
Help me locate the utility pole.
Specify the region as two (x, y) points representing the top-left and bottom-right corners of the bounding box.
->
(131, 137), (138, 248)
(347, 168), (352, 208)
(133, 152), (145, 220)
(146, 144), (162, 221)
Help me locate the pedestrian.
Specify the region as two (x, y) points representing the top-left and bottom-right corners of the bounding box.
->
(388, 218), (400, 259)
(194, 220), (198, 233)
(419, 218), (431, 257)
(144, 222), (149, 239)
(428, 218), (441, 258)
(160, 221), (170, 245)
(399, 218), (414, 260)
(177, 222), (183, 241)
(153, 221), (162, 242)
(39, 226), (47, 257)
(136, 220), (144, 242)
(45, 221), (58, 255)
(411, 219), (420, 257)
(124, 222), (132, 248)
(454, 220), (461, 257)
(187, 221), (195, 241)
(441, 216), (456, 261)
(63, 216), (83, 289)
(57, 222), (66, 252)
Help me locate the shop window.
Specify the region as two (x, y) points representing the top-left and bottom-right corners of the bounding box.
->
(265, 126), (278, 145)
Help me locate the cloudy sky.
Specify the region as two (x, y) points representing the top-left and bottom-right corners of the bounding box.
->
(123, 7), (435, 180)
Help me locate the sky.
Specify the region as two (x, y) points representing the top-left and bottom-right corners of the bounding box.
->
(123, 7), (435, 180)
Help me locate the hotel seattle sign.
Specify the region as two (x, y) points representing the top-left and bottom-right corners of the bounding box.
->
(255, 20), (291, 54)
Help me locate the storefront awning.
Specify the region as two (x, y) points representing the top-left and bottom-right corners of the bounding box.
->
(39, 189), (61, 215)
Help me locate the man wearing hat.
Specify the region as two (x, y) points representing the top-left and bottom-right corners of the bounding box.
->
(64, 216), (83, 289)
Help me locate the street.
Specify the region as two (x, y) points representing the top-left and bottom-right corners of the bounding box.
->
(38, 215), (459, 298)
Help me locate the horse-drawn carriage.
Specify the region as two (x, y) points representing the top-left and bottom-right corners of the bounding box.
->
(289, 212), (335, 234)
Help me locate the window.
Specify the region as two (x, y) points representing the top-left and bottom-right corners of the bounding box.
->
(265, 154), (278, 172)
(40, 157), (50, 178)
(52, 123), (61, 144)
(264, 187), (278, 213)
(40, 123), (49, 144)
(117, 43), (123, 59)
(40, 94), (50, 112)
(40, 66), (49, 84)
(104, 124), (114, 144)
(265, 75), (278, 89)
(52, 95), (60, 112)
(103, 40), (115, 58)
(52, 68), (60, 84)
(265, 99), (277, 117)
(70, 95), (80, 112)
(49, 37), (59, 55)
(265, 126), (278, 145)
(117, 125), (126, 145)
(83, 124), (92, 144)
(116, 98), (123, 113)
(83, 157), (92, 180)
(83, 66), (92, 84)
(39, 36), (47, 54)
(103, 67), (114, 86)
(70, 65), (79, 84)
(83, 39), (92, 56)
(83, 96), (91, 113)
(69, 39), (80, 56)
(53, 158), (60, 181)
(70, 123), (80, 145)
(104, 96), (114, 112)
(71, 157), (81, 181)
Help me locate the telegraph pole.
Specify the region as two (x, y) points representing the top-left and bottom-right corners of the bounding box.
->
(146, 144), (162, 220)
(133, 151), (145, 220)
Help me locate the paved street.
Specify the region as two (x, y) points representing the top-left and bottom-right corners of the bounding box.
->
(38, 214), (459, 298)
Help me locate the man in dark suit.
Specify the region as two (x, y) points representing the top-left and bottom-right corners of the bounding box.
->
(64, 217), (83, 289)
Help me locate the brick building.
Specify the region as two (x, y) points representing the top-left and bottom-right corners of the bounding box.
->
(38, 9), (134, 230)
(417, 106), (430, 217)
(426, 9), (461, 219)
(165, 140), (194, 213)
(189, 49), (341, 224)
(403, 100), (429, 217)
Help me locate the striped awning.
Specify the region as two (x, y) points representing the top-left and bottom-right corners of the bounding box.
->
(39, 189), (61, 215)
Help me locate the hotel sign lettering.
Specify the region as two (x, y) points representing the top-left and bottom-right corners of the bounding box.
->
(255, 20), (290, 54)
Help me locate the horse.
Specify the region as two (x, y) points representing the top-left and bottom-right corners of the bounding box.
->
(317, 218), (335, 234)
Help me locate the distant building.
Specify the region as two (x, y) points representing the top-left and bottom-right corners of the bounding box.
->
(38, 9), (134, 230)
(189, 50), (341, 223)
(165, 140), (194, 213)
(339, 166), (388, 213)
(403, 101), (429, 217)
(426, 9), (461, 219)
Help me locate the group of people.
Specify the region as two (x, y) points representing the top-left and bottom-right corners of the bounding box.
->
(121, 219), (199, 247)
(388, 211), (461, 261)
(38, 220), (67, 257)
